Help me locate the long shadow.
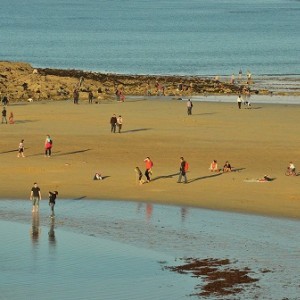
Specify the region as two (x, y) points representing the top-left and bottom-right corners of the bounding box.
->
(192, 112), (217, 116)
(122, 128), (152, 133)
(151, 172), (180, 182)
(15, 120), (39, 124)
(188, 173), (223, 183)
(230, 167), (246, 173)
(55, 149), (91, 157)
(93, 176), (110, 180)
(26, 151), (62, 157)
(0, 149), (17, 154)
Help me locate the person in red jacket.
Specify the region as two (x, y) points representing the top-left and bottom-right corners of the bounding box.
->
(144, 157), (153, 183)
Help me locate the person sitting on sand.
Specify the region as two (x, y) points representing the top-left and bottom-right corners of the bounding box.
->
(9, 112), (14, 124)
(288, 162), (296, 174)
(209, 160), (219, 172)
(223, 161), (232, 172)
(93, 172), (102, 180)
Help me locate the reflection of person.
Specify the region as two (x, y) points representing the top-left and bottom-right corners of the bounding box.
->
(45, 134), (53, 157)
(144, 157), (153, 183)
(223, 161), (232, 172)
(117, 115), (123, 133)
(209, 160), (219, 172)
(30, 182), (42, 213)
(17, 139), (25, 158)
(110, 114), (117, 133)
(31, 213), (40, 242)
(177, 157), (187, 183)
(48, 218), (56, 244)
(49, 191), (58, 217)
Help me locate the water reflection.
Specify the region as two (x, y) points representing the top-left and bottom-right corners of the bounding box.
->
(48, 218), (56, 246)
(181, 207), (188, 223)
(30, 212), (41, 244)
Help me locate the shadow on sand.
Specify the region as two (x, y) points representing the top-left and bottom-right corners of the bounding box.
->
(122, 128), (152, 134)
(55, 149), (91, 157)
(151, 172), (179, 182)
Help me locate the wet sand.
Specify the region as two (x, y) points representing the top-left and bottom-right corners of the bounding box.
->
(1, 98), (300, 219)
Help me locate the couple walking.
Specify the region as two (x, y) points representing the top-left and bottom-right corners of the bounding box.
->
(110, 114), (123, 133)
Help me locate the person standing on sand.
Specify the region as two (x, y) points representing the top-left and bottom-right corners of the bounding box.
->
(237, 95), (242, 109)
(144, 157), (153, 183)
(110, 114), (117, 133)
(17, 139), (25, 158)
(45, 134), (53, 157)
(88, 91), (93, 104)
(30, 182), (42, 213)
(177, 157), (188, 184)
(2, 107), (7, 124)
(73, 89), (79, 104)
(117, 115), (123, 133)
(187, 99), (193, 115)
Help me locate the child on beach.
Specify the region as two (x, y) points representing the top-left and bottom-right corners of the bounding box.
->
(135, 167), (144, 185)
(49, 191), (58, 217)
(17, 139), (25, 158)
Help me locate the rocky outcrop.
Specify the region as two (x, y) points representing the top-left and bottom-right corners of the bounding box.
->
(0, 61), (258, 102)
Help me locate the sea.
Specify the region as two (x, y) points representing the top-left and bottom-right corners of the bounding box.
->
(0, 0), (299, 76)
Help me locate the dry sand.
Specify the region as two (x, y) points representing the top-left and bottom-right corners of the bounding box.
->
(1, 98), (299, 219)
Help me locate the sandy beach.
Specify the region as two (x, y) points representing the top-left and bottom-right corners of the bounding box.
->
(1, 97), (299, 219)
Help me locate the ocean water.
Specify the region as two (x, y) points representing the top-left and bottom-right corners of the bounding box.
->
(0, 199), (299, 299)
(0, 0), (299, 76)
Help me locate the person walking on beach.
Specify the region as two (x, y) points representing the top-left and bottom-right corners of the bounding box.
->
(9, 112), (14, 124)
(49, 190), (58, 218)
(45, 134), (53, 157)
(117, 115), (123, 133)
(2, 107), (7, 124)
(187, 99), (193, 115)
(17, 139), (25, 158)
(144, 157), (153, 183)
(73, 89), (79, 104)
(30, 182), (42, 213)
(110, 114), (117, 133)
(237, 95), (242, 109)
(177, 157), (188, 184)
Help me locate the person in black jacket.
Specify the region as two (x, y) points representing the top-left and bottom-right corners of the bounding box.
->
(177, 157), (187, 183)
(49, 191), (58, 217)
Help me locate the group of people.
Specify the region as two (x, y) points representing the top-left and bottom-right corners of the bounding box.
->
(110, 114), (123, 133)
(209, 160), (232, 173)
(30, 182), (58, 217)
(16, 135), (53, 158)
(135, 157), (154, 184)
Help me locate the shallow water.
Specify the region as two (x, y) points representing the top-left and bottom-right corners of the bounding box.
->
(0, 199), (299, 299)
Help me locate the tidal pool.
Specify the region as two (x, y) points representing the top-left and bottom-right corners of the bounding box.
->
(0, 199), (299, 300)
